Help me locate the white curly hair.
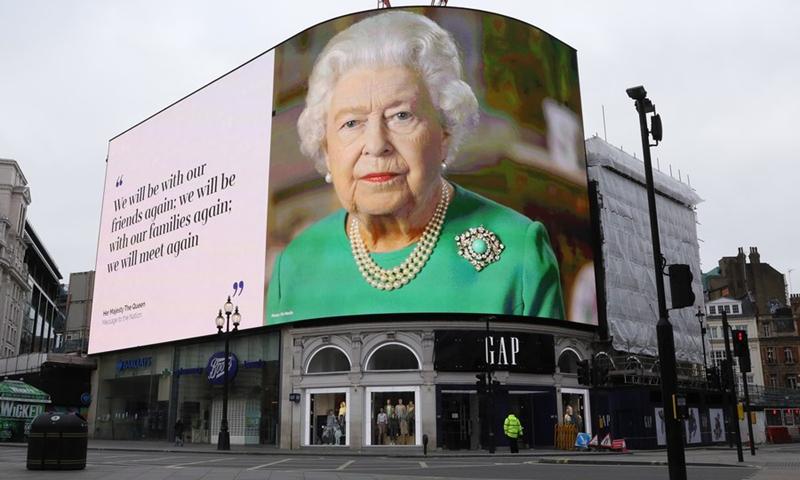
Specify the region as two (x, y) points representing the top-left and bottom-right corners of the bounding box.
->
(297, 10), (479, 175)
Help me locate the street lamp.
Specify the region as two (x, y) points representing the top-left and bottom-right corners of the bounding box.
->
(696, 307), (707, 369)
(215, 296), (240, 451)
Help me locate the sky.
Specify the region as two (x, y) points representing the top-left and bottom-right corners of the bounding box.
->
(1, 0), (798, 294)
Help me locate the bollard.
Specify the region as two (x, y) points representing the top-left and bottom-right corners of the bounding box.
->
(422, 434), (428, 456)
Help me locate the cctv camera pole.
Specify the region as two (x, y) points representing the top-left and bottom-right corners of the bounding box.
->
(629, 86), (686, 480)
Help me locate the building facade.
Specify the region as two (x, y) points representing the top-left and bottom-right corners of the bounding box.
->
(0, 159), (31, 358)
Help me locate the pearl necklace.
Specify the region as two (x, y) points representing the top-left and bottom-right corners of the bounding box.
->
(348, 181), (451, 291)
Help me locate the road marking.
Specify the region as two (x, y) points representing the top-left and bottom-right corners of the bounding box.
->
(116, 456), (181, 463)
(165, 458), (229, 469)
(247, 458), (292, 471)
(419, 461), (428, 468)
(337, 460), (355, 470)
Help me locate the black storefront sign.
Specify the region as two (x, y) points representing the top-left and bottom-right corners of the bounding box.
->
(434, 331), (555, 374)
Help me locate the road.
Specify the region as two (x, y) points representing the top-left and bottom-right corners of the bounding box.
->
(0, 447), (765, 480)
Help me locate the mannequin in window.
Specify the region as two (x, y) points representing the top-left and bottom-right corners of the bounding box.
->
(376, 407), (388, 444)
(396, 398), (408, 445)
(338, 401), (347, 430)
(407, 401), (415, 439)
(388, 409), (400, 445)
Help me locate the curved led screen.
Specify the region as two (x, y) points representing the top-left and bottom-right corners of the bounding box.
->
(90, 7), (597, 354)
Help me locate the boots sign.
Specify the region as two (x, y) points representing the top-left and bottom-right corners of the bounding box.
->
(434, 331), (555, 373)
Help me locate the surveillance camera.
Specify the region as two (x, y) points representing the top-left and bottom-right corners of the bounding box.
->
(626, 86), (647, 101)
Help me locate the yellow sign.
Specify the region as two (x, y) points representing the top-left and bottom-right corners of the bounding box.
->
(737, 403), (744, 421)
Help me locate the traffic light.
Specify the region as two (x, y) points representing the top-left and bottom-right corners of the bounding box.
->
(732, 330), (749, 357)
(668, 264), (695, 309)
(577, 360), (592, 386)
(593, 364), (610, 386)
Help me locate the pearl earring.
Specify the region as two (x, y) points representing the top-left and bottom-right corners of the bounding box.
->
(441, 161), (447, 171)
(324, 172), (332, 184)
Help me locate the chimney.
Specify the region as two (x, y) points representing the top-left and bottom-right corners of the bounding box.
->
(749, 247), (760, 265)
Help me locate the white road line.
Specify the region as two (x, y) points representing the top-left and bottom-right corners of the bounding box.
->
(165, 458), (229, 469)
(419, 461), (428, 468)
(336, 460), (355, 470)
(116, 456), (182, 463)
(246, 458), (292, 471)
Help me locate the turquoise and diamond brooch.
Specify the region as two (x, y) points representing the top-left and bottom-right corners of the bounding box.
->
(456, 226), (504, 271)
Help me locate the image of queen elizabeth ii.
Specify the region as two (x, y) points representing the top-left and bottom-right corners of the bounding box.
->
(266, 10), (565, 323)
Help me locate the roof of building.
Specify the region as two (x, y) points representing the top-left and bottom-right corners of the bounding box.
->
(24, 221), (63, 281)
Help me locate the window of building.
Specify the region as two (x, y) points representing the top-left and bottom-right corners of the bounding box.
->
(305, 389), (349, 446)
(787, 376), (798, 390)
(769, 374), (778, 388)
(365, 343), (420, 371)
(724, 305), (731, 313)
(763, 323), (772, 337)
(306, 346), (351, 373)
(711, 350), (725, 369)
(732, 304), (740, 314)
(766, 409), (783, 426)
(784, 347), (795, 364)
(557, 349), (581, 374)
(365, 386), (419, 446)
(766, 348), (776, 364)
(709, 306), (717, 315)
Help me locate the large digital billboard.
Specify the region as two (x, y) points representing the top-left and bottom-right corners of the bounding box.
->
(90, 7), (597, 354)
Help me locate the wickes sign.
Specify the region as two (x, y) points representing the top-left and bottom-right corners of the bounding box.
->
(434, 331), (555, 374)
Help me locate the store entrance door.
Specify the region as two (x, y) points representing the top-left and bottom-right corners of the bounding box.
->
(441, 393), (474, 450)
(508, 393), (535, 449)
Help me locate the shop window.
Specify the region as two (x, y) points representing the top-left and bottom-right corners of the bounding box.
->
(709, 306), (716, 315)
(366, 387), (418, 446)
(732, 304), (740, 314)
(366, 343), (420, 371)
(306, 390), (348, 446)
(557, 349), (580, 374)
(306, 346), (351, 373)
(766, 409), (783, 426)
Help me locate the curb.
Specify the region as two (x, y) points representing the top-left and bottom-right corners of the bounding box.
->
(0, 442), (629, 459)
(536, 457), (755, 468)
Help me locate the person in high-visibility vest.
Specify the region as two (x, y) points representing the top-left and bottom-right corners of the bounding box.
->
(503, 412), (523, 453)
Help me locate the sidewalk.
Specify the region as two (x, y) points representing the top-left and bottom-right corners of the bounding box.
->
(3, 438), (785, 467)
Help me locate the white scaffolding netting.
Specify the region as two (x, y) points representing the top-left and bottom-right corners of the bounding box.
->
(586, 136), (704, 364)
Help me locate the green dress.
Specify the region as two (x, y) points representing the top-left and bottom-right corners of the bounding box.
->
(266, 184), (564, 324)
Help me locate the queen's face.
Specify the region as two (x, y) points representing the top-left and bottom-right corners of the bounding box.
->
(324, 65), (449, 218)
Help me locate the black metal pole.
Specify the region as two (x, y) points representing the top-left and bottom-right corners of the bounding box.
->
(633, 91), (686, 480)
(218, 311), (231, 451)
(485, 316), (495, 454)
(699, 321), (708, 370)
(721, 311), (743, 462)
(740, 364), (756, 455)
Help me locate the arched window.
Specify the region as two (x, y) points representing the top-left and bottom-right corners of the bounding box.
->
(557, 349), (581, 374)
(365, 343), (420, 371)
(306, 346), (351, 373)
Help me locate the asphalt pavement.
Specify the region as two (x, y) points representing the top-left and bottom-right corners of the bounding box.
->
(1, 441), (798, 479)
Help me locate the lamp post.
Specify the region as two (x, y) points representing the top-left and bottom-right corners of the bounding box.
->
(696, 307), (707, 369)
(626, 85), (686, 480)
(215, 296), (240, 451)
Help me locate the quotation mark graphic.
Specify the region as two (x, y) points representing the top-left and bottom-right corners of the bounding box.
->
(232, 280), (245, 297)
(115, 175), (124, 187)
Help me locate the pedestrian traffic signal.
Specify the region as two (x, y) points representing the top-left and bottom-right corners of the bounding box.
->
(668, 264), (695, 309)
(732, 330), (749, 357)
(577, 360), (592, 386)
